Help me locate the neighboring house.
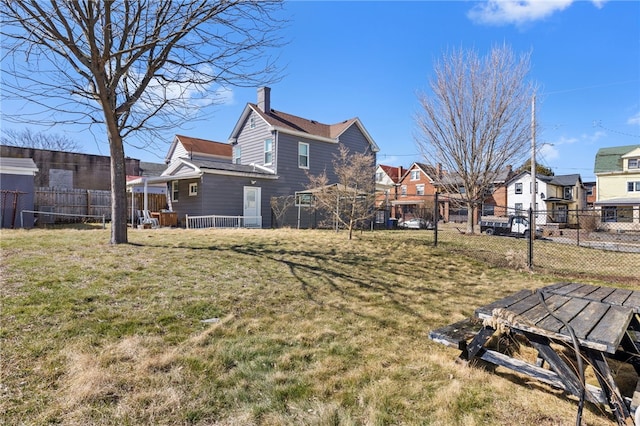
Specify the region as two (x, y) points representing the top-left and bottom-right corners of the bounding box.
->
(0, 157), (39, 228)
(149, 87), (379, 228)
(0, 145), (140, 190)
(374, 164), (403, 225)
(164, 134), (232, 164)
(583, 181), (596, 209)
(436, 165), (513, 223)
(393, 162), (440, 220)
(506, 171), (585, 225)
(127, 161), (168, 195)
(594, 144), (640, 229)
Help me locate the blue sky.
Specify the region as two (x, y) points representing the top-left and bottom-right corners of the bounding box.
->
(3, 1), (639, 181)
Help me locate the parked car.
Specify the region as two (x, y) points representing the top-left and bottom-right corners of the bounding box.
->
(398, 217), (433, 230)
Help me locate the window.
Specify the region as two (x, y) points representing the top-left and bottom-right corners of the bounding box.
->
(298, 142), (309, 169)
(410, 170), (420, 180)
(171, 181), (179, 202)
(628, 181), (640, 192)
(249, 116), (255, 129)
(233, 145), (241, 165)
(602, 206), (634, 223)
(416, 184), (425, 196)
(376, 171), (383, 182)
(295, 192), (313, 206)
(515, 182), (523, 194)
(264, 138), (273, 165)
(515, 203), (523, 214)
(629, 158), (639, 169)
(189, 183), (198, 196)
(401, 185), (407, 197)
(563, 186), (573, 200)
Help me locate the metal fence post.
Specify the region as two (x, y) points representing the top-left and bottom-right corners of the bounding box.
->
(434, 192), (439, 247)
(576, 208), (580, 247)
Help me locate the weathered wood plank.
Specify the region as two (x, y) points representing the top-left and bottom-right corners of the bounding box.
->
(568, 284), (601, 299)
(428, 318), (483, 350)
(583, 286), (617, 303)
(502, 292), (542, 316)
(525, 293), (570, 325)
(623, 292), (640, 313)
(546, 282), (584, 296)
(587, 305), (634, 353)
(463, 326), (496, 360)
(476, 347), (611, 406)
(537, 298), (590, 333)
(568, 301), (610, 340)
(604, 288), (633, 307)
(584, 348), (634, 424)
(474, 289), (532, 318)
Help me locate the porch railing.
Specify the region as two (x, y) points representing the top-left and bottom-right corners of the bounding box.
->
(185, 214), (262, 229)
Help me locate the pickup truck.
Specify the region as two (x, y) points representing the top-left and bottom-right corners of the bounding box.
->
(479, 215), (542, 238)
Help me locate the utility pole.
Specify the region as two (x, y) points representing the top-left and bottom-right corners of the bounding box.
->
(529, 94), (536, 269)
(531, 94), (537, 221)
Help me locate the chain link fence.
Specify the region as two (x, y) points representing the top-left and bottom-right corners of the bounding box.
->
(378, 194), (639, 283)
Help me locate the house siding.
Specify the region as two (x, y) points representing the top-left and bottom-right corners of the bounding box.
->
(169, 174), (280, 228)
(236, 110), (272, 167)
(0, 173), (36, 228)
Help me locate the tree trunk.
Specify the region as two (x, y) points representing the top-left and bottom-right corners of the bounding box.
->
(466, 202), (475, 234)
(108, 131), (128, 244)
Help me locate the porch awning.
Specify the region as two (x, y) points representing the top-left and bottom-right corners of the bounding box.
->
(594, 197), (640, 206)
(391, 200), (426, 206)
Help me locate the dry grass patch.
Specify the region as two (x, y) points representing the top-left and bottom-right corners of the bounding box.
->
(0, 227), (623, 425)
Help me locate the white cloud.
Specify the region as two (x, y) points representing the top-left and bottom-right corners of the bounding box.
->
(468, 0), (607, 26)
(628, 112), (640, 126)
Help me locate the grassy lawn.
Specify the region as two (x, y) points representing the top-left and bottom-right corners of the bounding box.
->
(0, 227), (633, 425)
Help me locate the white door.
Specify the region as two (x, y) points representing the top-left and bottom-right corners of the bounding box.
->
(243, 186), (261, 228)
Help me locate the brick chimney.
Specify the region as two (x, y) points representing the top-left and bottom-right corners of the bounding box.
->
(436, 163), (443, 179)
(257, 87), (271, 113)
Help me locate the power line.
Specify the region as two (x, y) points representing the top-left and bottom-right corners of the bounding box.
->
(593, 120), (640, 139)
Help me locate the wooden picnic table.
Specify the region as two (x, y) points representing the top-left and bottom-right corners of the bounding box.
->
(429, 282), (640, 426)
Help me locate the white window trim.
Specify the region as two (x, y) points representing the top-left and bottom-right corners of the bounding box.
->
(628, 158), (639, 169)
(515, 182), (523, 194)
(416, 184), (425, 196)
(233, 144), (241, 165)
(264, 138), (273, 165)
(295, 192), (314, 207)
(410, 170), (420, 181)
(171, 181), (179, 202)
(298, 142), (309, 169)
(189, 182), (198, 196)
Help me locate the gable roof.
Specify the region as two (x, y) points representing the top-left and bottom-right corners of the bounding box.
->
(507, 170), (581, 187)
(165, 134), (232, 163)
(229, 101), (379, 152)
(378, 164), (403, 183)
(594, 144), (640, 173)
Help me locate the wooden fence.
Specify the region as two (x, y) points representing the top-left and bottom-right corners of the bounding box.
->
(34, 187), (167, 223)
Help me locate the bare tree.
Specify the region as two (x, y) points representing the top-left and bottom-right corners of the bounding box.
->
(1, 0), (285, 243)
(1, 128), (82, 152)
(307, 145), (376, 240)
(415, 45), (536, 233)
(270, 194), (295, 228)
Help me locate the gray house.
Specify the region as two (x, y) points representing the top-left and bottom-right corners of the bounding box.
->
(156, 87), (379, 228)
(0, 157), (39, 228)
